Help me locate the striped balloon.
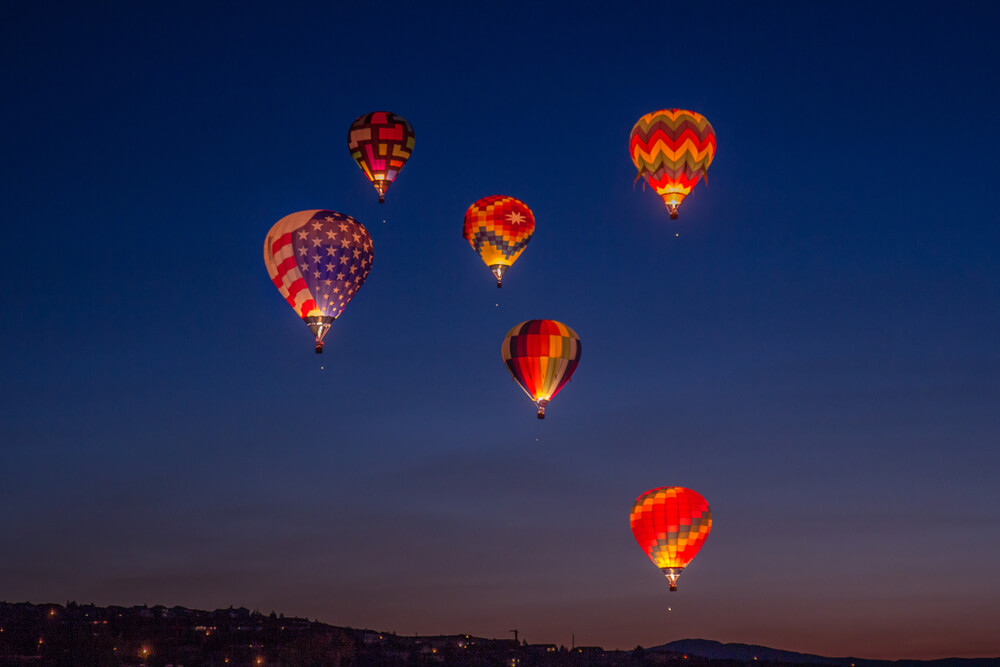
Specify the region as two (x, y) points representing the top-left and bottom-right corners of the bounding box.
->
(501, 320), (581, 419)
(463, 195), (535, 287)
(630, 487), (712, 591)
(263, 210), (374, 353)
(629, 109), (716, 219)
(347, 111), (415, 203)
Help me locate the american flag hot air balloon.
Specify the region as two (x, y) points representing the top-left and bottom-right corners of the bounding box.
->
(263, 210), (374, 353)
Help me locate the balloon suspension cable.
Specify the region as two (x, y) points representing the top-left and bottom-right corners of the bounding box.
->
(662, 567), (682, 592)
(315, 341), (324, 354)
(490, 264), (508, 289)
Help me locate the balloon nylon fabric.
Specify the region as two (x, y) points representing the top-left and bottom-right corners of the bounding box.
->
(629, 109), (716, 208)
(263, 210), (374, 321)
(630, 487), (712, 570)
(463, 195), (535, 270)
(347, 111), (415, 200)
(501, 320), (581, 405)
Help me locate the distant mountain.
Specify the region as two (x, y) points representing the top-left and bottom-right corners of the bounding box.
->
(650, 639), (999, 667)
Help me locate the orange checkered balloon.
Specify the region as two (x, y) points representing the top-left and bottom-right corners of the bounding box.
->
(463, 195), (535, 287)
(630, 487), (712, 591)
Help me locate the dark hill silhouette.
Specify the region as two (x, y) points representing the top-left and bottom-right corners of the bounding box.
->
(651, 639), (998, 667)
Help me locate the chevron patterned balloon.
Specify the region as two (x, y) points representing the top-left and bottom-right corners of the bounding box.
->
(629, 109), (716, 219)
(463, 195), (535, 287)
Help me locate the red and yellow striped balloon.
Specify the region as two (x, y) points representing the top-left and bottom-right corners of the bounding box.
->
(463, 195), (535, 287)
(501, 320), (581, 419)
(630, 487), (712, 591)
(629, 109), (716, 219)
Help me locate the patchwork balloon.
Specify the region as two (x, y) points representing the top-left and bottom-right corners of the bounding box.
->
(501, 320), (581, 419)
(630, 487), (712, 591)
(463, 195), (535, 287)
(263, 210), (374, 353)
(629, 109), (716, 219)
(347, 111), (415, 203)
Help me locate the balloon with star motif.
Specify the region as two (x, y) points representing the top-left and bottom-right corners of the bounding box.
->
(263, 210), (374, 353)
(630, 486), (712, 591)
(629, 109), (716, 219)
(347, 111), (415, 203)
(463, 195), (535, 287)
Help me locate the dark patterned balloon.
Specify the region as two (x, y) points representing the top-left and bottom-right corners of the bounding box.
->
(347, 111), (415, 203)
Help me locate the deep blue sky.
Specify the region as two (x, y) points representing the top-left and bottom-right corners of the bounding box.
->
(2, 1), (999, 660)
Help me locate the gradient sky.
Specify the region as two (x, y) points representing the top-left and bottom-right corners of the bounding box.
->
(2, 1), (999, 661)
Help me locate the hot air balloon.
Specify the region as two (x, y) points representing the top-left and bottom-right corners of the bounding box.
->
(630, 487), (712, 591)
(502, 320), (581, 418)
(263, 210), (374, 353)
(629, 109), (716, 219)
(347, 111), (415, 203)
(463, 195), (535, 287)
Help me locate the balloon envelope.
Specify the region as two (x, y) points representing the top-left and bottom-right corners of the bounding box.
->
(263, 210), (374, 352)
(501, 320), (581, 418)
(630, 486), (712, 591)
(347, 111), (415, 202)
(463, 195), (535, 287)
(629, 109), (716, 219)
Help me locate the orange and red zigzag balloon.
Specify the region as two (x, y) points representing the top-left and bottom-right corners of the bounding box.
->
(629, 109), (716, 218)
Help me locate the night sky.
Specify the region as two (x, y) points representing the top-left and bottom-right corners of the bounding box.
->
(2, 2), (999, 661)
